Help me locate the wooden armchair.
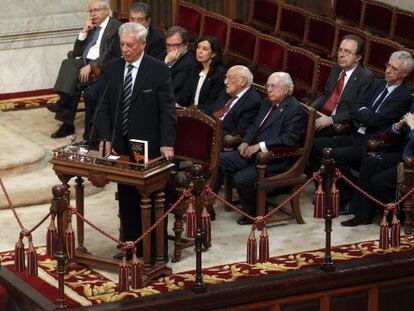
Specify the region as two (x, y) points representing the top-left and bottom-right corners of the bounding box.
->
(223, 104), (316, 224)
(169, 107), (222, 262)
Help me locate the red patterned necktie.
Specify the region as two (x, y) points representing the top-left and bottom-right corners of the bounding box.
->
(213, 97), (236, 119)
(320, 71), (345, 116)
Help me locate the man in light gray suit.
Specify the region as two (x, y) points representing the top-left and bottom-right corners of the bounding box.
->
(48, 0), (121, 138)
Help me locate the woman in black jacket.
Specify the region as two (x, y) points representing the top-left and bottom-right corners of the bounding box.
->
(176, 35), (226, 115)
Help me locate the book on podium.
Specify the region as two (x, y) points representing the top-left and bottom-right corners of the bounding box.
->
(129, 139), (148, 164)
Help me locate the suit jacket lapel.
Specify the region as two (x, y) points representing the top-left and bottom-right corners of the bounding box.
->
(129, 55), (148, 104)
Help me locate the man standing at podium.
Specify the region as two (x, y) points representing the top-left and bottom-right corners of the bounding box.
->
(96, 22), (176, 260)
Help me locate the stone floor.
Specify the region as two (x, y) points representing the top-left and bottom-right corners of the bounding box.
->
(0, 107), (382, 281)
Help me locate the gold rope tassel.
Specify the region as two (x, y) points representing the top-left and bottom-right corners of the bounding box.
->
(64, 216), (76, 260)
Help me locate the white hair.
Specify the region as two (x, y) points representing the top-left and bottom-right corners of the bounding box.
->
(390, 50), (414, 73)
(269, 72), (294, 95)
(90, 0), (109, 9)
(119, 22), (148, 41)
(230, 65), (253, 86)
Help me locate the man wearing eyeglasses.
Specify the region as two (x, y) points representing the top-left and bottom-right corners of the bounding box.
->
(48, 0), (121, 138)
(164, 26), (195, 101)
(313, 51), (413, 217)
(219, 72), (306, 224)
(312, 35), (374, 137)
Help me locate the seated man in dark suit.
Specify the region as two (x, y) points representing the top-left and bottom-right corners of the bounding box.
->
(219, 72), (307, 224)
(311, 51), (414, 210)
(312, 35), (374, 137)
(163, 26), (196, 101)
(212, 65), (261, 137)
(341, 108), (414, 227)
(128, 2), (166, 60)
(48, 0), (121, 138)
(83, 1), (167, 143)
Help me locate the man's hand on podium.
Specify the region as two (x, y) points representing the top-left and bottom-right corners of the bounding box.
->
(99, 141), (112, 158)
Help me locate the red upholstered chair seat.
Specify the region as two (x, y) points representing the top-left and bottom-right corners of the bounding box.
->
(248, 0), (279, 34)
(305, 16), (336, 57)
(285, 46), (318, 101)
(276, 3), (306, 44)
(169, 108), (222, 262)
(334, 0), (362, 26)
(366, 36), (402, 75)
(224, 22), (258, 68)
(361, 0), (394, 37)
(201, 12), (230, 50)
(393, 10), (414, 49)
(253, 34), (287, 85)
(316, 58), (335, 95)
(175, 1), (203, 39)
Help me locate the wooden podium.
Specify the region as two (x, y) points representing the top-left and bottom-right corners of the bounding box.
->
(50, 145), (174, 283)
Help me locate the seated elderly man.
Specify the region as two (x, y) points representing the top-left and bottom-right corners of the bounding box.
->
(219, 72), (307, 224)
(212, 65), (261, 137)
(47, 0), (121, 138)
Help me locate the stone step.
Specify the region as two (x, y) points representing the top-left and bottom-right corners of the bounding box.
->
(0, 124), (47, 178)
(0, 165), (103, 209)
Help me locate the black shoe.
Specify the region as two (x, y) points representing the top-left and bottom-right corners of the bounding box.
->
(113, 250), (132, 260)
(341, 216), (372, 227)
(51, 124), (75, 139)
(237, 216), (253, 225)
(55, 109), (72, 124)
(47, 102), (63, 113)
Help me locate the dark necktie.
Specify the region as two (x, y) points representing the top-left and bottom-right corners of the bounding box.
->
(371, 88), (389, 112)
(121, 64), (134, 136)
(250, 104), (277, 144)
(213, 97), (236, 119)
(82, 26), (101, 62)
(320, 71), (345, 116)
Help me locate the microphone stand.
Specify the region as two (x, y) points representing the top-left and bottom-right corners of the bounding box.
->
(87, 82), (108, 154)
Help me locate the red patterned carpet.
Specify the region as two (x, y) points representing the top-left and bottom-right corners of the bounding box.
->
(1, 235), (414, 308)
(0, 89), (59, 111)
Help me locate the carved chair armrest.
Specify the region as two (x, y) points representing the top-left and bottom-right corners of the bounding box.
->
(332, 122), (354, 136)
(367, 134), (399, 156)
(256, 146), (301, 165)
(223, 134), (242, 151)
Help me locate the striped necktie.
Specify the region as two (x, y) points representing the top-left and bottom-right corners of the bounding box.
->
(121, 64), (134, 136)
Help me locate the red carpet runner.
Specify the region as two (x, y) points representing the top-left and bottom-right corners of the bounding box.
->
(1, 236), (414, 307)
(0, 89), (58, 111)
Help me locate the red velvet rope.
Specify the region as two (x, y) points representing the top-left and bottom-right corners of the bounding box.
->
(68, 189), (192, 249)
(337, 169), (414, 211)
(206, 174), (315, 223)
(0, 178), (51, 237)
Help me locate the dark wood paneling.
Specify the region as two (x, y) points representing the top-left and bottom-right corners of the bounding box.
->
(281, 299), (320, 311)
(330, 290), (369, 311)
(378, 282), (414, 311)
